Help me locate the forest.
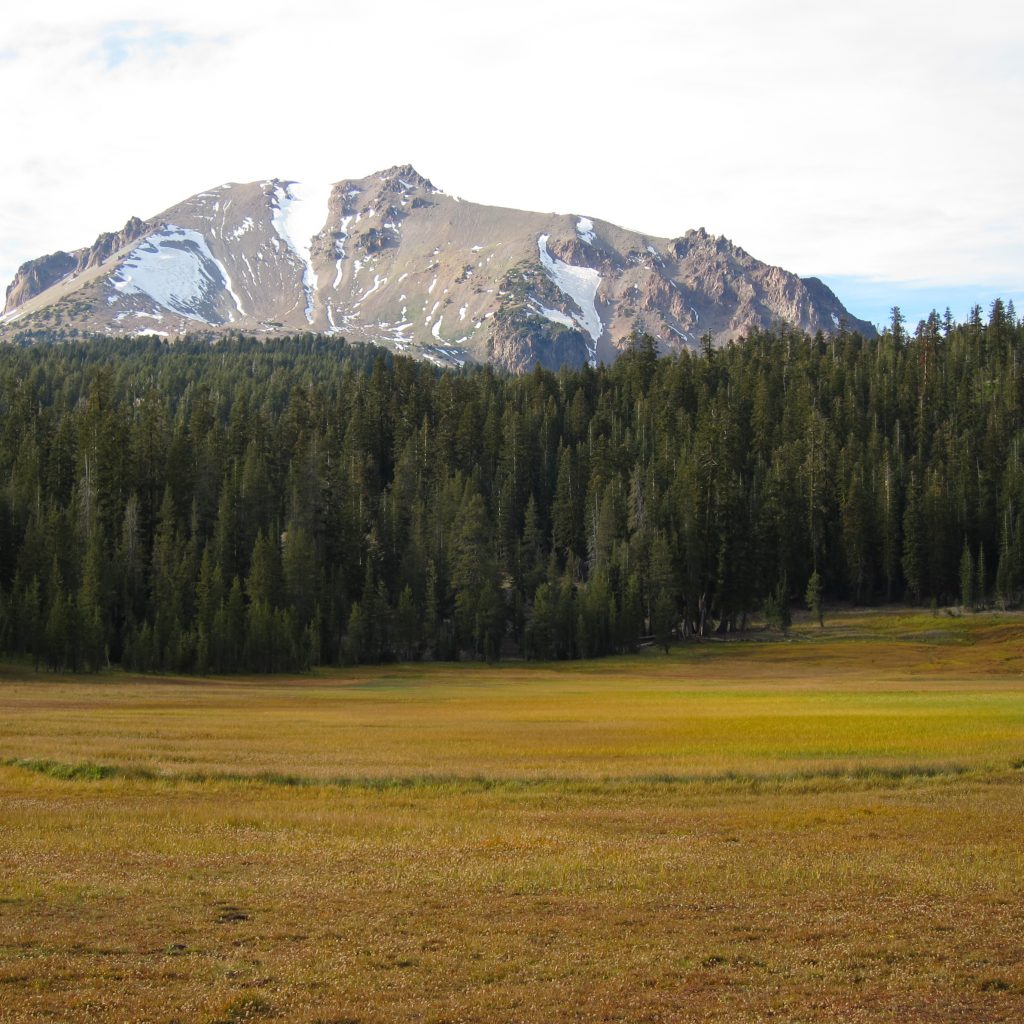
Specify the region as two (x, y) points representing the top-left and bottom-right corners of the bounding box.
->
(0, 301), (1021, 672)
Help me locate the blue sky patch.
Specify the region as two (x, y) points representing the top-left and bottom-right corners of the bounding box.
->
(94, 23), (196, 70)
(821, 276), (1023, 333)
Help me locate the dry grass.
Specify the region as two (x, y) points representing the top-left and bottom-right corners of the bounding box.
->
(1, 611), (1023, 1022)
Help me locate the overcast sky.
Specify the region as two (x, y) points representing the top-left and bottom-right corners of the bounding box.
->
(2, 0), (1021, 328)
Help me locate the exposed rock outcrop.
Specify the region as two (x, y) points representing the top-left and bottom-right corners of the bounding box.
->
(4, 216), (148, 313)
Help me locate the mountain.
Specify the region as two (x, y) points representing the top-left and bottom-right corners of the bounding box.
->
(0, 165), (876, 369)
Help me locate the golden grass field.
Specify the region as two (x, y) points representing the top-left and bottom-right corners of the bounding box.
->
(1, 610), (1022, 1022)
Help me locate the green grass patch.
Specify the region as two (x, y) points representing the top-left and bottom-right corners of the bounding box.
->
(6, 754), (1012, 797)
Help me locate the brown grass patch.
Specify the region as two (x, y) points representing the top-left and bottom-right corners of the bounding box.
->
(1, 611), (1022, 1022)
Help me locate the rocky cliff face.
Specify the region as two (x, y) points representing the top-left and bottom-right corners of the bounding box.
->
(1, 166), (876, 368)
(3, 251), (78, 312)
(4, 217), (148, 313)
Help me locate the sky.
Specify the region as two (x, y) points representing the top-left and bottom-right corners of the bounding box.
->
(1, 0), (1022, 331)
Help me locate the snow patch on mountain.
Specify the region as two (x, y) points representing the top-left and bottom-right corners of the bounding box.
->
(112, 226), (240, 324)
(333, 213), (354, 288)
(357, 275), (386, 304)
(271, 180), (335, 323)
(230, 217), (254, 240)
(216, 256), (245, 319)
(577, 218), (595, 245)
(529, 298), (576, 330)
(537, 234), (603, 364)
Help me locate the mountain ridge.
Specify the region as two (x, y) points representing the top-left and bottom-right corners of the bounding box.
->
(1, 165), (877, 369)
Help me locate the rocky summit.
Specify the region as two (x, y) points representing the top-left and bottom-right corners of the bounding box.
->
(1, 165), (876, 370)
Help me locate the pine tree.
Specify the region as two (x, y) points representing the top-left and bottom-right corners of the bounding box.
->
(653, 590), (676, 654)
(452, 489), (503, 658)
(959, 540), (974, 610)
(221, 576), (246, 671)
(994, 514), (1017, 609)
(423, 559), (442, 659)
(395, 585), (419, 661)
(577, 569), (614, 658)
(554, 577), (577, 659)
(44, 566), (76, 671)
(765, 575), (791, 634)
(78, 531), (107, 671)
(194, 546), (224, 674)
(345, 601), (367, 664)
(902, 473), (925, 603)
(151, 486), (183, 667)
(805, 570), (824, 627)
(618, 572), (643, 652)
(247, 531), (284, 610)
(282, 525), (318, 630)
(551, 445), (579, 563)
(520, 495), (546, 594)
(974, 543), (987, 610)
(526, 582), (556, 660)
(877, 451), (901, 602)
(24, 577), (44, 670)
(841, 469), (871, 604)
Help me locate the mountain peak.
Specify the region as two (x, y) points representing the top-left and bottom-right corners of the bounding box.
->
(1, 171), (876, 365)
(375, 164), (435, 190)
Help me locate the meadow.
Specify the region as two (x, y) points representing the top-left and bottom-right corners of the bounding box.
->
(1, 610), (1022, 1022)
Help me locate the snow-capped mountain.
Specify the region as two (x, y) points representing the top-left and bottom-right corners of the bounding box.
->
(1, 166), (876, 370)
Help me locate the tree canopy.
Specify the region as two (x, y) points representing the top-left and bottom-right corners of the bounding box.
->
(0, 305), (1021, 672)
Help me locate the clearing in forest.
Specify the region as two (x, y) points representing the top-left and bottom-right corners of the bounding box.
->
(1, 610), (1022, 1023)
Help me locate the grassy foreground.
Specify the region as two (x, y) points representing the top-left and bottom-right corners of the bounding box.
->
(1, 611), (1022, 1022)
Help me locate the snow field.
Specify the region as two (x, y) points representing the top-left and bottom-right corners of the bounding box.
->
(537, 234), (603, 364)
(113, 226), (242, 324)
(271, 180), (335, 323)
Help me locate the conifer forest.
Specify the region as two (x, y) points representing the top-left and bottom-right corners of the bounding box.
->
(0, 302), (1021, 673)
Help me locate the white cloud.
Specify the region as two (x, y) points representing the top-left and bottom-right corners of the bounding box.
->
(1, 0), (1022, 303)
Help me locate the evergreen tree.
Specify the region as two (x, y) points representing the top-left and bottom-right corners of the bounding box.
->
(902, 473), (925, 604)
(618, 573), (644, 652)
(452, 489), (504, 659)
(994, 514), (1017, 609)
(805, 570), (824, 627)
(345, 601), (368, 664)
(395, 584), (419, 661)
(959, 540), (974, 610)
(652, 589), (676, 654)
(78, 532), (107, 671)
(24, 576), (45, 670)
(526, 582), (556, 660)
(765, 575), (791, 634)
(44, 565), (76, 671)
(282, 525), (318, 632)
(551, 445), (582, 564)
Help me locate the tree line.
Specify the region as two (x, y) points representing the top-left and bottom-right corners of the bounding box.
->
(0, 301), (1021, 673)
